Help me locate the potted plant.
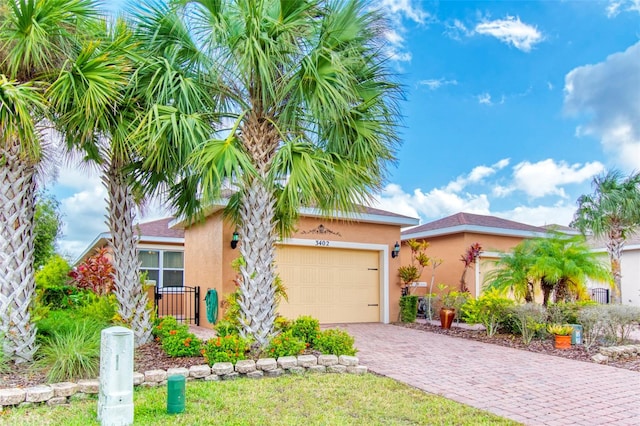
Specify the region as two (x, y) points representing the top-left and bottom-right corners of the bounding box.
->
(547, 324), (574, 349)
(438, 284), (463, 330)
(397, 240), (431, 322)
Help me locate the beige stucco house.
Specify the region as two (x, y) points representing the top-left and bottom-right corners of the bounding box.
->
(176, 204), (418, 327)
(400, 212), (549, 299)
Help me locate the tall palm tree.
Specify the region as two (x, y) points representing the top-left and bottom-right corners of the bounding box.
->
(0, 0), (98, 363)
(571, 170), (640, 304)
(132, 0), (401, 347)
(47, 20), (160, 346)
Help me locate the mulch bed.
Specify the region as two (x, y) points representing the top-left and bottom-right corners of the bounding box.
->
(398, 321), (640, 372)
(3, 324), (639, 390)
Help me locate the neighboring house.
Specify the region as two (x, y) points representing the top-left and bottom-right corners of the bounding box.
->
(76, 217), (185, 289)
(400, 212), (548, 299)
(587, 231), (640, 307)
(174, 204), (419, 327)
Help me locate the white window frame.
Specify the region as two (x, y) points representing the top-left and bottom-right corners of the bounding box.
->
(138, 249), (184, 291)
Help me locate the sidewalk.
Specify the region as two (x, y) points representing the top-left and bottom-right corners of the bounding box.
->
(337, 323), (640, 426)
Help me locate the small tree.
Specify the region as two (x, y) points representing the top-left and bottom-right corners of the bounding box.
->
(397, 240), (431, 295)
(33, 192), (64, 270)
(459, 243), (482, 292)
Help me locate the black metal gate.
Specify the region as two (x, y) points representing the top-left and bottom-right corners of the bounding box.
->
(154, 285), (200, 326)
(590, 287), (610, 304)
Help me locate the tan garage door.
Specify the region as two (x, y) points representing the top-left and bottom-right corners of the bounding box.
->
(276, 245), (380, 323)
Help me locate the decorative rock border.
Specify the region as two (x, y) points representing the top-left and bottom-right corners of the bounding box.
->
(591, 344), (640, 364)
(0, 354), (366, 409)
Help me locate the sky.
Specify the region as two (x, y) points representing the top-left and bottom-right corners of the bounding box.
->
(49, 0), (640, 259)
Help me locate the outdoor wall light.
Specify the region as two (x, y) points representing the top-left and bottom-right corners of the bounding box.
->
(230, 231), (239, 249)
(391, 241), (400, 258)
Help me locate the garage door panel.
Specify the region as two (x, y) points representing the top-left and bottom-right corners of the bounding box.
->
(276, 245), (380, 323)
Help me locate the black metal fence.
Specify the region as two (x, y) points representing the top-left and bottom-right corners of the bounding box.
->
(154, 285), (200, 326)
(590, 287), (610, 304)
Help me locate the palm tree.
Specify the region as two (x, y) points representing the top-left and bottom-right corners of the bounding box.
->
(484, 240), (536, 303)
(0, 0), (98, 363)
(132, 0), (401, 347)
(528, 232), (612, 306)
(571, 170), (640, 304)
(47, 20), (161, 346)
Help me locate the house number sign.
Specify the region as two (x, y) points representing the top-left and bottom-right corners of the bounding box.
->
(315, 240), (330, 247)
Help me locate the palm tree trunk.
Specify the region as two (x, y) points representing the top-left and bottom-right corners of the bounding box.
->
(554, 278), (569, 303)
(237, 177), (277, 347)
(541, 277), (554, 307)
(606, 236), (623, 304)
(104, 163), (152, 346)
(0, 145), (38, 363)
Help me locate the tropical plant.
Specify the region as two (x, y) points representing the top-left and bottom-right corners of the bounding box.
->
(461, 289), (514, 336)
(459, 243), (481, 292)
(265, 330), (306, 358)
(130, 0), (401, 348)
(397, 240), (431, 294)
(529, 232), (612, 306)
(33, 191), (64, 270)
(484, 241), (537, 303)
(202, 335), (250, 365)
(47, 17), (155, 346)
(290, 316), (320, 346)
(571, 170), (640, 304)
(68, 248), (115, 296)
(161, 331), (202, 358)
(546, 324), (574, 336)
(0, 0), (98, 363)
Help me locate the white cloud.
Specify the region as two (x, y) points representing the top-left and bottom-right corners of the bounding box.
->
(564, 41), (640, 171)
(477, 93), (492, 105)
(445, 159), (510, 192)
(419, 78), (458, 90)
(377, 0), (432, 63)
(474, 16), (543, 52)
(444, 19), (474, 40)
(497, 203), (577, 228)
(511, 159), (605, 199)
(606, 0), (640, 17)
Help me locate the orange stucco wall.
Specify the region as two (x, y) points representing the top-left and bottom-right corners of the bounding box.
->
(185, 213), (404, 328)
(401, 232), (529, 300)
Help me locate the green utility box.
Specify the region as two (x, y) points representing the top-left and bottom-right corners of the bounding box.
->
(570, 324), (583, 345)
(167, 375), (186, 414)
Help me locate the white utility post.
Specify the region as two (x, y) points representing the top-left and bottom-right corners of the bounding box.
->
(98, 326), (134, 426)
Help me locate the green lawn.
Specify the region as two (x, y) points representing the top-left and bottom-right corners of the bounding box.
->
(1, 374), (518, 425)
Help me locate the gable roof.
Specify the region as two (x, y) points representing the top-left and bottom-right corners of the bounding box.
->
(136, 217), (184, 239)
(401, 212), (548, 240)
(171, 202), (419, 228)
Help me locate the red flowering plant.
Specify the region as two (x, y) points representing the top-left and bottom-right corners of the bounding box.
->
(202, 335), (250, 365)
(68, 247), (115, 296)
(459, 243), (482, 293)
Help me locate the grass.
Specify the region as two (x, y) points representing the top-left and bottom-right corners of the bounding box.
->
(1, 374), (518, 425)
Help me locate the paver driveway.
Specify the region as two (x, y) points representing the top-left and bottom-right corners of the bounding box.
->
(336, 323), (640, 426)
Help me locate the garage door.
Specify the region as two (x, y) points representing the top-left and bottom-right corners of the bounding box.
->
(275, 245), (380, 323)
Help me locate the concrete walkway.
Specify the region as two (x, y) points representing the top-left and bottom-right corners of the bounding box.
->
(336, 323), (640, 426)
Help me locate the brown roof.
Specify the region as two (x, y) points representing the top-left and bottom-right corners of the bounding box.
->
(135, 217), (184, 239)
(403, 212), (547, 236)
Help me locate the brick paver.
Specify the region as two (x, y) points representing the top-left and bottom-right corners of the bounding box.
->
(337, 323), (640, 426)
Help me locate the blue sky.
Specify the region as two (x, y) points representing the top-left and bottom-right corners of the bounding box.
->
(50, 0), (640, 258)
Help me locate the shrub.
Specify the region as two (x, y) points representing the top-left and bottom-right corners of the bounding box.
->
(202, 335), (250, 365)
(314, 329), (357, 356)
(291, 316), (320, 346)
(36, 321), (101, 383)
(153, 316), (188, 342)
(509, 304), (547, 344)
(161, 332), (202, 357)
(603, 304), (640, 344)
(35, 255), (71, 290)
(461, 290), (514, 336)
(37, 285), (91, 310)
(577, 305), (610, 351)
(399, 295), (418, 323)
(265, 330), (306, 358)
(214, 320), (240, 337)
(68, 247), (114, 296)
(274, 316), (292, 333)
(76, 294), (118, 324)
(547, 301), (598, 325)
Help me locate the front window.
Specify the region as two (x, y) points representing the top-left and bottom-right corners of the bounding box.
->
(139, 249), (184, 288)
